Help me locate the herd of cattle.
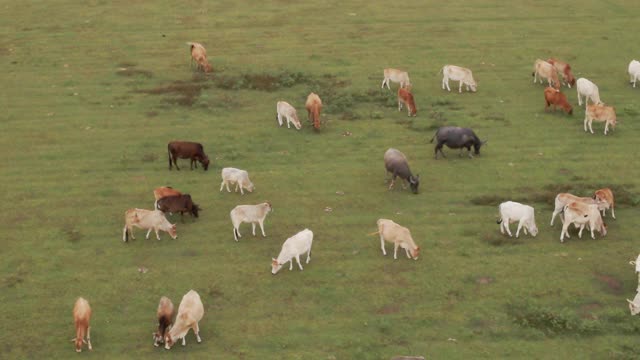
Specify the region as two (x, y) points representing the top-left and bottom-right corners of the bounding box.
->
(69, 43), (640, 352)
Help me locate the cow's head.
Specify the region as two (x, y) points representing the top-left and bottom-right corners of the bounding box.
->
(628, 299), (640, 315)
(411, 246), (420, 260)
(409, 175), (420, 194)
(567, 75), (576, 88)
(164, 334), (175, 350)
(169, 224), (177, 239)
(201, 157), (210, 171)
(191, 204), (200, 218)
(271, 258), (283, 275)
(153, 331), (163, 347)
(74, 337), (85, 352)
(529, 223), (539, 237)
(474, 139), (486, 155)
(203, 63), (213, 73)
(245, 181), (255, 192)
(468, 79), (477, 92)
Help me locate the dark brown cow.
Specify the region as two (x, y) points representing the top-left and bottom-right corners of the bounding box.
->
(156, 194), (201, 221)
(168, 141), (210, 171)
(544, 87), (573, 115)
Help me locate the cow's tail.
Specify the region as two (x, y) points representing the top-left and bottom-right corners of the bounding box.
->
(367, 231), (379, 236)
(438, 66), (444, 75)
(429, 129), (439, 143)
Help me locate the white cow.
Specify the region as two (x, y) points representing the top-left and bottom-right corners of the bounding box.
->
(271, 229), (313, 274)
(220, 167), (254, 195)
(560, 202), (607, 242)
(576, 78), (602, 108)
(629, 60), (640, 88)
(381, 68), (411, 89)
(532, 59), (560, 88)
(630, 253), (640, 292)
(122, 208), (177, 242)
(627, 291), (640, 315)
(376, 219), (420, 260)
(496, 201), (538, 238)
(230, 202), (272, 241)
(440, 65), (477, 93)
(164, 290), (204, 349)
(276, 101), (302, 130)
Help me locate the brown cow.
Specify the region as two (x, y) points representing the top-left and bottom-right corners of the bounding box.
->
(585, 104), (616, 135)
(168, 141), (210, 171)
(546, 58), (576, 88)
(397, 87), (417, 117)
(544, 87), (572, 115)
(594, 188), (616, 219)
(305, 93), (322, 130)
(153, 186), (182, 209)
(186, 42), (212, 73)
(72, 297), (92, 352)
(156, 194), (201, 222)
(153, 296), (175, 347)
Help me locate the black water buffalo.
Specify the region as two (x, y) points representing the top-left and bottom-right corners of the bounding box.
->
(430, 126), (486, 159)
(384, 148), (419, 194)
(168, 141), (210, 171)
(156, 194), (200, 222)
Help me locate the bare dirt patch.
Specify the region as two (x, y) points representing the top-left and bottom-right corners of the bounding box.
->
(594, 273), (623, 295)
(136, 81), (209, 107)
(376, 304), (401, 314)
(116, 67), (153, 78)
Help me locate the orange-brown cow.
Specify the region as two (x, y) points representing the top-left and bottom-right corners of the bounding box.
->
(585, 104), (616, 135)
(397, 87), (417, 117)
(305, 93), (322, 130)
(594, 188), (616, 219)
(186, 42), (212, 73)
(546, 58), (576, 88)
(544, 87), (572, 115)
(153, 186), (182, 209)
(72, 297), (92, 352)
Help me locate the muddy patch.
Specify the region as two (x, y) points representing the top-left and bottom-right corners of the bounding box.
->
(376, 304), (401, 315)
(481, 232), (524, 246)
(136, 81), (209, 106)
(594, 273), (623, 295)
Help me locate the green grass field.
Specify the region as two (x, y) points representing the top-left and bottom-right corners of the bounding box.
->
(3, 0), (640, 358)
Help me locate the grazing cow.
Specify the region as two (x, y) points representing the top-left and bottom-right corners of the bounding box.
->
(153, 186), (182, 209)
(275, 101), (302, 130)
(628, 291), (640, 315)
(629, 60), (640, 88)
(630, 253), (640, 292)
(153, 296), (174, 347)
(168, 141), (210, 171)
(271, 229), (314, 274)
(375, 219), (420, 260)
(156, 194), (200, 221)
(381, 68), (411, 89)
(122, 208), (177, 242)
(532, 59), (560, 89)
(440, 65), (477, 93)
(594, 188), (615, 219)
(546, 58), (576, 88)
(430, 126), (486, 159)
(496, 201), (538, 238)
(397, 87), (417, 117)
(220, 167), (254, 195)
(560, 202), (607, 242)
(584, 104), (616, 135)
(544, 87), (573, 115)
(383, 148), (419, 194)
(164, 290), (204, 349)
(230, 202), (272, 241)
(186, 42), (212, 73)
(550, 193), (599, 226)
(72, 297), (92, 352)
(576, 78), (603, 108)
(305, 93), (322, 130)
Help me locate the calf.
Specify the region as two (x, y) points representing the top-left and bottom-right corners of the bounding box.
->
(123, 208), (177, 242)
(560, 202), (607, 242)
(576, 78), (602, 108)
(584, 104), (616, 135)
(382, 68), (411, 89)
(546, 58), (576, 88)
(550, 193), (598, 226)
(230, 202), (272, 241)
(220, 167), (254, 195)
(153, 186), (182, 210)
(384, 148), (419, 194)
(271, 229), (314, 274)
(430, 126), (485, 159)
(168, 141), (210, 171)
(496, 201), (538, 238)
(276, 101), (302, 130)
(375, 219), (420, 260)
(305, 93), (322, 130)
(629, 60), (640, 88)
(186, 42), (212, 73)
(544, 87), (573, 115)
(165, 290), (204, 349)
(594, 188), (615, 219)
(156, 194), (200, 222)
(532, 59), (560, 89)
(153, 296), (174, 347)
(441, 65), (477, 93)
(397, 87), (417, 117)
(72, 297), (92, 352)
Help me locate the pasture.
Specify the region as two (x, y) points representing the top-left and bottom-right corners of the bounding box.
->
(3, 0), (640, 358)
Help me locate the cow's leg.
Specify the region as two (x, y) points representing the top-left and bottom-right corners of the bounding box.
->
(259, 220), (266, 237)
(251, 222), (256, 236)
(306, 248), (311, 264)
(286, 116), (291, 128)
(611, 205), (616, 219)
(516, 219), (524, 238)
(194, 322), (202, 343)
(398, 99), (402, 112)
(146, 228), (152, 240)
(219, 180), (225, 192)
(458, 80), (463, 93)
(560, 222), (570, 242)
(233, 224), (241, 241)
(87, 326), (92, 350)
(380, 234), (387, 255)
(577, 92), (582, 106)
(504, 218), (512, 237)
(239, 185), (244, 195)
(381, 77), (387, 89)
(289, 259), (294, 270)
(405, 248), (411, 259)
(393, 242), (399, 259)
(583, 117), (589, 132)
(588, 120), (594, 134)
(444, 77), (451, 91)
(295, 255), (304, 271)
(604, 122), (609, 135)
(155, 228), (161, 240)
(182, 336), (186, 346)
(388, 175), (396, 190)
(276, 112), (283, 126)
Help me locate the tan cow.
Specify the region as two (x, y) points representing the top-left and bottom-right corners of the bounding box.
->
(122, 209), (177, 242)
(594, 188), (615, 219)
(532, 59), (560, 89)
(230, 202), (273, 241)
(397, 87), (417, 117)
(305, 93), (322, 130)
(546, 58), (576, 88)
(164, 290), (204, 349)
(382, 68), (411, 89)
(374, 219), (420, 260)
(72, 297), (92, 352)
(441, 65), (477, 93)
(153, 296), (174, 347)
(186, 42), (212, 73)
(153, 186), (182, 209)
(585, 104), (616, 135)
(560, 202), (607, 242)
(550, 193), (599, 226)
